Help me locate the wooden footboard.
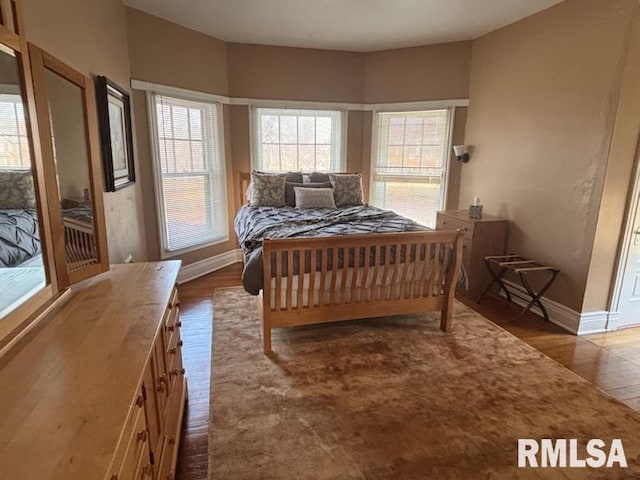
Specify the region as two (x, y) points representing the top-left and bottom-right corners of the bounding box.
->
(261, 230), (463, 354)
(63, 217), (98, 272)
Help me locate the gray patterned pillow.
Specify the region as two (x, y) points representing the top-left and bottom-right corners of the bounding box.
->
(329, 173), (363, 207)
(294, 187), (336, 209)
(250, 171), (286, 207)
(0, 170), (36, 209)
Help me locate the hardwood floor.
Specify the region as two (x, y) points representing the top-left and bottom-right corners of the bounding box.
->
(175, 262), (640, 480)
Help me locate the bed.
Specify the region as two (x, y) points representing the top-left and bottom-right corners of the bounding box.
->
(235, 172), (463, 354)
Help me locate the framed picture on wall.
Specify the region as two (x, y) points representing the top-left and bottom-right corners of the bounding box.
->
(95, 75), (135, 191)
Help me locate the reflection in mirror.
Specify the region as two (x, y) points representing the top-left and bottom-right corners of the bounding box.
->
(0, 45), (46, 319)
(44, 68), (98, 273)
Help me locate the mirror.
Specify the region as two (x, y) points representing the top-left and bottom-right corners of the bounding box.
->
(45, 69), (99, 273)
(29, 45), (109, 287)
(0, 44), (47, 320)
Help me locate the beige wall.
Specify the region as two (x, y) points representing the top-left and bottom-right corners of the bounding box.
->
(364, 42), (471, 103)
(460, 0), (638, 311)
(582, 10), (640, 312)
(126, 8), (228, 95)
(23, 0), (147, 264)
(46, 70), (91, 201)
(227, 43), (364, 103)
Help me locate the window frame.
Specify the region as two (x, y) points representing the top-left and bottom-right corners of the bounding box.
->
(369, 107), (455, 227)
(147, 90), (229, 258)
(250, 104), (347, 173)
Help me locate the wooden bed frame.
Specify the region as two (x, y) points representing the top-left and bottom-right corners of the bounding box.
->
(237, 172), (463, 354)
(260, 232), (462, 353)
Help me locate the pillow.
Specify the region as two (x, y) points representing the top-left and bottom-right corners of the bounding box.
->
(294, 187), (336, 209)
(250, 171), (286, 207)
(329, 173), (363, 207)
(0, 170), (36, 209)
(285, 181), (331, 206)
(309, 171), (330, 182)
(284, 171), (303, 183)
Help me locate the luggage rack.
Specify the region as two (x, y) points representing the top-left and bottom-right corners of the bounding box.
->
(477, 254), (559, 322)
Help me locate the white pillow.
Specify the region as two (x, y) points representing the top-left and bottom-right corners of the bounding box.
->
(294, 187), (336, 209)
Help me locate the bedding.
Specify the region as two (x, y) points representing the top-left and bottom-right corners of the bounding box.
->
(62, 206), (93, 224)
(0, 209), (41, 268)
(235, 204), (433, 295)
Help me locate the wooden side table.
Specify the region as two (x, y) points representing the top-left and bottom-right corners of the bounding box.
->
(435, 210), (508, 299)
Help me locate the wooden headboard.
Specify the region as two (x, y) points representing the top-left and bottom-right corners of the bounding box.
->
(238, 172), (250, 208)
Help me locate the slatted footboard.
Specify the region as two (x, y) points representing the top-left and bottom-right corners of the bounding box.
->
(63, 217), (98, 271)
(261, 230), (463, 354)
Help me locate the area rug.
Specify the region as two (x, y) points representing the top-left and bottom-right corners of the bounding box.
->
(209, 287), (640, 479)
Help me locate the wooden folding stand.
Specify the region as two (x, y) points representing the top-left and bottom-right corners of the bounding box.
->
(477, 254), (559, 322)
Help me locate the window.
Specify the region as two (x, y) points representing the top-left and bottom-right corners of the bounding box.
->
(253, 107), (344, 172)
(0, 93), (30, 169)
(370, 109), (451, 228)
(149, 93), (228, 255)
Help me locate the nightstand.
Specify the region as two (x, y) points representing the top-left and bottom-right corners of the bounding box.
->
(435, 210), (508, 299)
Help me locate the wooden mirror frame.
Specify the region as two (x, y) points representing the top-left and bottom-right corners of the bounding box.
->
(0, 0), (60, 351)
(28, 44), (109, 288)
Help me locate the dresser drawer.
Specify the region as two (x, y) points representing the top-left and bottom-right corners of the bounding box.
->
(435, 214), (473, 239)
(117, 406), (149, 480)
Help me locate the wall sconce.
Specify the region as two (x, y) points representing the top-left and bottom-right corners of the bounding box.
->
(453, 145), (472, 163)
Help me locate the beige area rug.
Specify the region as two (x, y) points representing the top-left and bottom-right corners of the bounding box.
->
(209, 287), (640, 479)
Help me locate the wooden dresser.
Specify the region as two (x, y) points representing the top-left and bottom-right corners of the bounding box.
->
(0, 262), (187, 480)
(436, 210), (508, 299)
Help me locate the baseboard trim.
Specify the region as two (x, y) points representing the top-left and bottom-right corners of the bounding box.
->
(177, 249), (243, 284)
(498, 280), (608, 335)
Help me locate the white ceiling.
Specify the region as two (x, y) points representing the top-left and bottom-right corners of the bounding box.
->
(123, 0), (564, 52)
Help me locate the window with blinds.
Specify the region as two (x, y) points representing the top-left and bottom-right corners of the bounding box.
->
(150, 93), (228, 255)
(370, 109), (451, 228)
(253, 107), (344, 172)
(0, 93), (30, 169)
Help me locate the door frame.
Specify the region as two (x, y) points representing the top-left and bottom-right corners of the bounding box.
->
(608, 148), (640, 329)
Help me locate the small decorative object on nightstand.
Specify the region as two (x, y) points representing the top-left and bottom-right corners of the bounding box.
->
(469, 197), (483, 219)
(436, 210), (508, 299)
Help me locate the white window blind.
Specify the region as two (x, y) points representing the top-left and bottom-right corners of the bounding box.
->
(370, 109), (451, 228)
(253, 107), (344, 172)
(150, 93), (228, 255)
(0, 93), (30, 169)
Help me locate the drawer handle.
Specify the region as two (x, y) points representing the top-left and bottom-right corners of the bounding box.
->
(177, 340), (183, 347)
(166, 471), (174, 480)
(141, 464), (153, 477)
(136, 429), (147, 443)
(171, 368), (185, 376)
(169, 347), (177, 355)
(167, 321), (182, 333)
(156, 374), (167, 393)
(135, 394), (144, 408)
(168, 435), (176, 446)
